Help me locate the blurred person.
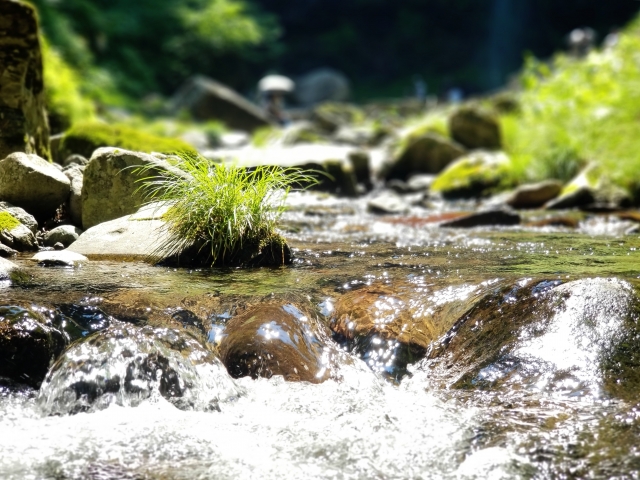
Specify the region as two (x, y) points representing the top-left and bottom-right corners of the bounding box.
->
(258, 74), (294, 126)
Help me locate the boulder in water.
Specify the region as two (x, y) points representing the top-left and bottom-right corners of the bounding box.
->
(423, 277), (640, 400)
(38, 321), (242, 415)
(218, 302), (341, 383)
(0, 305), (67, 387)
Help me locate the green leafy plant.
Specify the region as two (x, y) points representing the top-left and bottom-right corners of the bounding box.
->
(135, 152), (319, 267)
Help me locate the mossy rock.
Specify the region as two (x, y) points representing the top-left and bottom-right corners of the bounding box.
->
(0, 212), (22, 232)
(448, 106), (501, 150)
(59, 122), (197, 161)
(311, 102), (366, 133)
(430, 151), (511, 199)
(385, 133), (465, 180)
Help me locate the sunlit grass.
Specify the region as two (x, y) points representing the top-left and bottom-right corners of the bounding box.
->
(135, 152), (319, 266)
(502, 21), (640, 199)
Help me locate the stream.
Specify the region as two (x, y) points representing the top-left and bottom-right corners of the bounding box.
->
(1, 192), (640, 479)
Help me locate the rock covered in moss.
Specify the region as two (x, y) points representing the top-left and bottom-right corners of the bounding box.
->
(0, 0), (50, 160)
(430, 150), (511, 199)
(81, 147), (189, 229)
(311, 102), (364, 133)
(0, 201), (38, 233)
(0, 210), (37, 251)
(449, 107), (501, 150)
(0, 305), (67, 387)
(58, 122), (197, 161)
(385, 133), (466, 180)
(546, 163), (631, 211)
(0, 152), (70, 218)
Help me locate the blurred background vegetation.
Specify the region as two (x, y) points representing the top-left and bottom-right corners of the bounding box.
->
(28, 0), (640, 197)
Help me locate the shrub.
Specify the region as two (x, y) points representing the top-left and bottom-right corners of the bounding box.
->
(135, 152), (319, 267)
(59, 122), (197, 160)
(501, 22), (640, 198)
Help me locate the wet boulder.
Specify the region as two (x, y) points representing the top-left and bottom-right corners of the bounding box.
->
(81, 147), (189, 229)
(0, 0), (50, 160)
(218, 302), (341, 383)
(423, 277), (640, 400)
(31, 250), (88, 267)
(448, 107), (501, 150)
(38, 321), (242, 415)
(367, 191), (410, 214)
(0, 153), (70, 219)
(169, 76), (270, 132)
(330, 282), (490, 378)
(0, 305), (67, 387)
(385, 133), (466, 180)
(506, 180), (562, 209)
(0, 210), (37, 251)
(430, 150), (511, 199)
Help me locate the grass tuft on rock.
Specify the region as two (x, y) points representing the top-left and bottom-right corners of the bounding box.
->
(136, 152), (318, 267)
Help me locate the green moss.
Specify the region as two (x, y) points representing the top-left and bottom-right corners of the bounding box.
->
(431, 152), (512, 198)
(41, 37), (96, 133)
(0, 212), (21, 232)
(59, 122), (198, 160)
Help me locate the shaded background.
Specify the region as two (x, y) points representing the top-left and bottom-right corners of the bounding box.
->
(32, 0), (640, 102)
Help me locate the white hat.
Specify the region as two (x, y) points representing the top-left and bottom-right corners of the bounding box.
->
(258, 74), (295, 93)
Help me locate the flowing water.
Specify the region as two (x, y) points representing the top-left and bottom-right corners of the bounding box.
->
(1, 192), (640, 479)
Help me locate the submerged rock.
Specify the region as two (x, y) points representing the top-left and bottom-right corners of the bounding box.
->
(330, 282), (491, 379)
(218, 302), (342, 383)
(0, 0), (50, 160)
(38, 321), (242, 415)
(423, 277), (640, 400)
(0, 305), (67, 387)
(31, 250), (88, 267)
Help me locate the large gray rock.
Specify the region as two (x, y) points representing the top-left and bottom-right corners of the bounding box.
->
(0, 0), (50, 160)
(0, 152), (69, 218)
(43, 224), (83, 247)
(449, 107), (501, 150)
(31, 250), (88, 267)
(81, 147), (188, 230)
(295, 68), (350, 106)
(63, 164), (83, 226)
(385, 133), (466, 180)
(0, 219), (37, 251)
(169, 76), (270, 132)
(68, 206), (168, 261)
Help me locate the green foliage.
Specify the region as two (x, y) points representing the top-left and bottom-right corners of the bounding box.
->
(59, 122), (197, 160)
(30, 0), (279, 98)
(135, 152), (319, 266)
(41, 37), (96, 132)
(502, 28), (640, 197)
(0, 212), (21, 233)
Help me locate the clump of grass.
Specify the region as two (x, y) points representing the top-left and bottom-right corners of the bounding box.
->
(136, 152), (319, 267)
